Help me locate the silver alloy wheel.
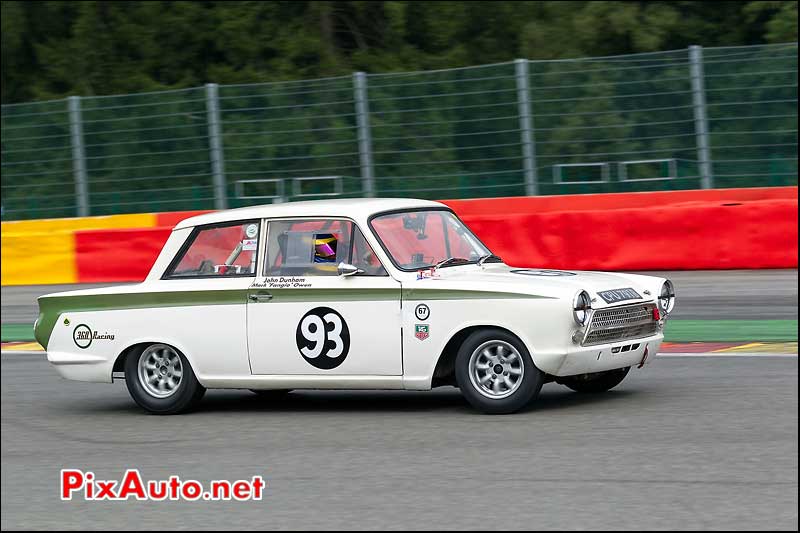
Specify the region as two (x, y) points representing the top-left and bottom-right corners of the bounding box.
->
(137, 344), (183, 399)
(468, 340), (525, 400)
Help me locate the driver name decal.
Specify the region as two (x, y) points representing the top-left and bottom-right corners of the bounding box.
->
(252, 277), (311, 289)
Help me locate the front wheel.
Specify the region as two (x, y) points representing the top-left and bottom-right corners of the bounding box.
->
(560, 367), (630, 393)
(455, 329), (543, 414)
(124, 343), (206, 414)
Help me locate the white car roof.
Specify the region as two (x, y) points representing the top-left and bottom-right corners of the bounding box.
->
(174, 197), (448, 230)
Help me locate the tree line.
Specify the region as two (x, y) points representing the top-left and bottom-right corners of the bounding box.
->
(2, 1), (797, 104)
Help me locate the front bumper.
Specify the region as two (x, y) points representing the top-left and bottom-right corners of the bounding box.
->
(553, 333), (663, 377)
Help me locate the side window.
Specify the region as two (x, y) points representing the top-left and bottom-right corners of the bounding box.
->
(351, 227), (388, 276)
(265, 219), (353, 277)
(165, 220), (260, 278)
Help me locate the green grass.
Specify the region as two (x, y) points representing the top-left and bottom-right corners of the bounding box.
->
(1, 324), (34, 342)
(665, 320), (798, 342)
(2, 319), (798, 344)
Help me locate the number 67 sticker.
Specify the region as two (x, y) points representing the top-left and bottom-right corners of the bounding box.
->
(296, 307), (351, 370)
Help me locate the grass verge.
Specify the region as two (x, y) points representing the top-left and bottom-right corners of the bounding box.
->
(1, 324), (35, 342)
(665, 320), (798, 342)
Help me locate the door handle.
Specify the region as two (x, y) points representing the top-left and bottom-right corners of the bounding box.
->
(248, 292), (273, 302)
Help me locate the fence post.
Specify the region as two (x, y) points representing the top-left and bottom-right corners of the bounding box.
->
(689, 45), (713, 190)
(353, 71), (375, 198)
(515, 59), (538, 196)
(67, 96), (90, 217)
(205, 83), (228, 210)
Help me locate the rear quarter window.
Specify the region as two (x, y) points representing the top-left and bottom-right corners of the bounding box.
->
(165, 220), (260, 278)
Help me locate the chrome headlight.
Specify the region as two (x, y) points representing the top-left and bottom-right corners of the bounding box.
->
(658, 280), (676, 315)
(573, 290), (592, 326)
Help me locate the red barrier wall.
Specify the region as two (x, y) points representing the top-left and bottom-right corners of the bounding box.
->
(155, 210), (211, 229)
(458, 198), (798, 271)
(68, 187), (797, 283)
(75, 227), (172, 283)
(442, 186), (798, 215)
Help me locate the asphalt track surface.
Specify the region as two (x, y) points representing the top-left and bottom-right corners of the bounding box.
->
(2, 270), (798, 324)
(1, 353), (797, 530)
(1, 270), (798, 529)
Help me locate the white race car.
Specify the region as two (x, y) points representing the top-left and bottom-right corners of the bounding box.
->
(35, 198), (675, 414)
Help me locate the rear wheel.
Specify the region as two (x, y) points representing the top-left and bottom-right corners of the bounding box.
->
(124, 343), (205, 414)
(455, 329), (543, 414)
(561, 367), (630, 393)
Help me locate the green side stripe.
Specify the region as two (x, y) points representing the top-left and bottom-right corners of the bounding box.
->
(402, 288), (554, 300)
(33, 286), (554, 349)
(263, 288), (399, 302)
(34, 290), (250, 349)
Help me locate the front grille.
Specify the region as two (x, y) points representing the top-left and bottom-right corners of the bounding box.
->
(583, 303), (658, 346)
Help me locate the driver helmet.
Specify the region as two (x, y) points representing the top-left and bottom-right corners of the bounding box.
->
(313, 234), (338, 263)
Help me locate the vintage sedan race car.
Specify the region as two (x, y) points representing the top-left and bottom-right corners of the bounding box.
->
(35, 198), (675, 414)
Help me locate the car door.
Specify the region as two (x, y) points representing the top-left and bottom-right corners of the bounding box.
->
(159, 219), (264, 378)
(247, 217), (402, 375)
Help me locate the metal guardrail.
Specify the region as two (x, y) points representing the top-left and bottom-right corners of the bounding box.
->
(1, 43), (797, 220)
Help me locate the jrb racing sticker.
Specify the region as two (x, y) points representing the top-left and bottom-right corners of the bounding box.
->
(73, 324), (115, 349)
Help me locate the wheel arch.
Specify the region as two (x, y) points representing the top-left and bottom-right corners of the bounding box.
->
(112, 339), (200, 382)
(431, 324), (533, 388)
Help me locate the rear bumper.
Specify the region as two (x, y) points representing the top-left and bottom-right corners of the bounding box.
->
(47, 351), (114, 383)
(553, 334), (663, 377)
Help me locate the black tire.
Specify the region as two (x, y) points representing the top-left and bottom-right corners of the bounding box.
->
(561, 367), (630, 393)
(249, 389), (292, 399)
(454, 328), (543, 414)
(124, 344), (206, 415)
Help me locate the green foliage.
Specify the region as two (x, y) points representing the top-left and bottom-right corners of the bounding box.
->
(0, 2), (796, 219)
(2, 1), (797, 104)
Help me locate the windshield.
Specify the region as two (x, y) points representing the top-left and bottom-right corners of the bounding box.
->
(370, 210), (493, 271)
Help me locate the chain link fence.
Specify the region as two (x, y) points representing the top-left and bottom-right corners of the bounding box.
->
(1, 43), (797, 220)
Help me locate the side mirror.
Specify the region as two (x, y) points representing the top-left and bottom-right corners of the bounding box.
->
(337, 262), (364, 277)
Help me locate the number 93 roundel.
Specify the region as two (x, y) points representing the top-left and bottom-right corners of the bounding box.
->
(296, 307), (351, 370)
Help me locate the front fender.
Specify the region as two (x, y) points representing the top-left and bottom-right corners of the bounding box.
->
(401, 296), (571, 390)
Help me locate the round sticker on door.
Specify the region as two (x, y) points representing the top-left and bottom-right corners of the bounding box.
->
(415, 303), (430, 321)
(296, 307), (350, 370)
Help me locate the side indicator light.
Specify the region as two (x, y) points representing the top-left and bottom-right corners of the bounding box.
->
(652, 308), (661, 321)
